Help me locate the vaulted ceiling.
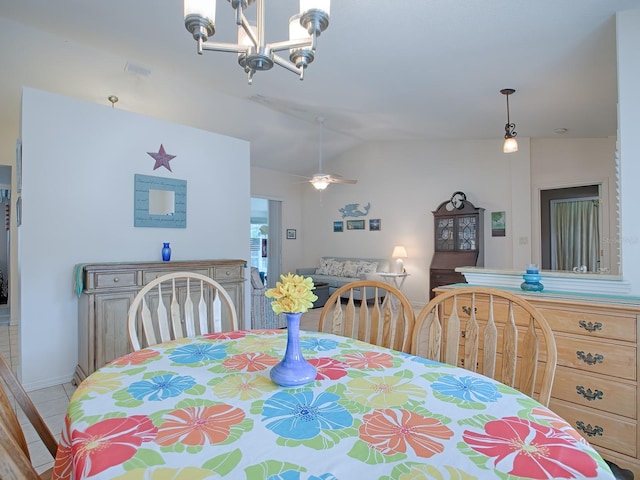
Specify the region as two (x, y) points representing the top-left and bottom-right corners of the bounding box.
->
(1, 0), (638, 175)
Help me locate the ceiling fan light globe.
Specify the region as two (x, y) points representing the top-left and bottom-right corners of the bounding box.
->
(311, 178), (329, 190)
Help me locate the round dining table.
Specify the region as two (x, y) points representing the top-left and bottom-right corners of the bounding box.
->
(52, 329), (615, 479)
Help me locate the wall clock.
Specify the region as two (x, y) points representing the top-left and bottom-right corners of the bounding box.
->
(450, 191), (467, 210)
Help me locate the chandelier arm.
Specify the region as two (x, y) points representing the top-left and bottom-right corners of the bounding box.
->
(269, 38), (313, 52)
(201, 42), (248, 53)
(272, 54), (303, 75)
(238, 12), (259, 48)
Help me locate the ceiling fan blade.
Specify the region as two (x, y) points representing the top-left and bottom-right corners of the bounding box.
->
(329, 177), (357, 184)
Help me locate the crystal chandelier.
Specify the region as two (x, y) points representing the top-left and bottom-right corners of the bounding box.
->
(500, 88), (518, 153)
(184, 0), (331, 84)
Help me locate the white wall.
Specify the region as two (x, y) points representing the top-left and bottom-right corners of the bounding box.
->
(617, 9), (640, 294)
(20, 88), (250, 389)
(288, 136), (616, 306)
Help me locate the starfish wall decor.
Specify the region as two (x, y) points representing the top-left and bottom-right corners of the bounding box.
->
(147, 144), (176, 172)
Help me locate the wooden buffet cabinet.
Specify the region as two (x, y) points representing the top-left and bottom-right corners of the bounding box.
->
(434, 284), (640, 476)
(75, 259), (246, 384)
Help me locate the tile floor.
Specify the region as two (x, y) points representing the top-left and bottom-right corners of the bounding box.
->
(0, 322), (77, 475)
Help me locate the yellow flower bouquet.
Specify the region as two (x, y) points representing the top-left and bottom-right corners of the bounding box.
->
(265, 273), (318, 314)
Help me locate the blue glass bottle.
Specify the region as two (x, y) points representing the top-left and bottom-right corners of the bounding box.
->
(161, 242), (171, 261)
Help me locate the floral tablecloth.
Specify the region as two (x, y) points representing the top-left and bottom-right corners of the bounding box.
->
(53, 329), (614, 480)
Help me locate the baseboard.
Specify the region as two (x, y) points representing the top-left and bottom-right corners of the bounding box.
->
(23, 373), (75, 392)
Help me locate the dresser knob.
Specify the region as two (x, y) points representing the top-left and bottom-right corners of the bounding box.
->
(113, 277), (120, 283)
(578, 320), (602, 333)
(576, 385), (604, 401)
(576, 351), (604, 365)
(226, 270), (231, 275)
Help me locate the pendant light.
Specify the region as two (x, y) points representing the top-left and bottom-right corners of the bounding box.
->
(500, 88), (518, 153)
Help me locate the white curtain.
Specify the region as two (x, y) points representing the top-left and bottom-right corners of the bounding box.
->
(551, 199), (599, 271)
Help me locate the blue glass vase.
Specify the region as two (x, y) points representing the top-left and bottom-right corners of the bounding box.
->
(270, 312), (316, 387)
(521, 272), (544, 292)
(161, 242), (171, 262)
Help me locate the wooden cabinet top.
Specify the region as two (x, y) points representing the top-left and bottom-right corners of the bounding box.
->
(81, 259), (246, 272)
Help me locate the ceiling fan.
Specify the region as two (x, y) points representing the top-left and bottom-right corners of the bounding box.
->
(308, 117), (357, 191)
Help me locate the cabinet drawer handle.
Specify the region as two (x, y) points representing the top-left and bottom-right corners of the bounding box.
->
(578, 320), (602, 333)
(459, 358), (478, 368)
(576, 386), (604, 401)
(576, 351), (604, 365)
(461, 306), (477, 315)
(226, 270), (231, 276)
(113, 277), (120, 283)
(575, 421), (603, 437)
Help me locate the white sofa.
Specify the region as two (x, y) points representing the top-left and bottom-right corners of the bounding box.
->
(296, 256), (390, 301)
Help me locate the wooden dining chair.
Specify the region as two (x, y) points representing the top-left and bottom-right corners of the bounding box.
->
(0, 354), (57, 479)
(318, 280), (415, 353)
(127, 271), (239, 351)
(411, 286), (558, 406)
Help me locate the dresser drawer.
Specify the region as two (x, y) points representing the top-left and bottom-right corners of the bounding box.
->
(535, 306), (636, 342)
(143, 269), (209, 284)
(212, 265), (243, 281)
(551, 366), (636, 418)
(94, 272), (137, 289)
(555, 334), (636, 380)
(550, 399), (637, 457)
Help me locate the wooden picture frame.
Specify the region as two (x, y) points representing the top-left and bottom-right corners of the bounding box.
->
(333, 221), (343, 232)
(286, 228), (296, 239)
(369, 219), (381, 231)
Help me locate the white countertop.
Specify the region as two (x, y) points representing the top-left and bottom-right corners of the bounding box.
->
(455, 266), (632, 296)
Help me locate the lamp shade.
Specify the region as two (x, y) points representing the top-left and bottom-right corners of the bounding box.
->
(392, 246), (407, 274)
(503, 136), (519, 153)
(184, 0), (216, 22)
(392, 246), (408, 258)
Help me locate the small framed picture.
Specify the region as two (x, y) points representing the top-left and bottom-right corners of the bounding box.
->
(491, 211), (506, 237)
(286, 228), (297, 239)
(346, 219), (365, 230)
(333, 221), (343, 232)
(369, 219), (381, 231)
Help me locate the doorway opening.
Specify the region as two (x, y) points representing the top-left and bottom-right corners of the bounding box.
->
(540, 185), (602, 272)
(250, 197), (282, 288)
(0, 165), (11, 325)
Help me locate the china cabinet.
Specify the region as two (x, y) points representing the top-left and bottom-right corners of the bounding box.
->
(75, 259), (246, 384)
(429, 194), (484, 298)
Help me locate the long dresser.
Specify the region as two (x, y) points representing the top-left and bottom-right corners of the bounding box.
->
(76, 259), (246, 384)
(434, 285), (640, 476)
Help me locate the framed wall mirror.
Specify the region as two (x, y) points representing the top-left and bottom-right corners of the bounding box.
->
(134, 174), (187, 228)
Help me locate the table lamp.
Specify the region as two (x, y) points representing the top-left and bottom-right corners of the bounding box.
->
(392, 245), (408, 273)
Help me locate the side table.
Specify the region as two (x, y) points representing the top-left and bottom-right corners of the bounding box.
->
(378, 272), (409, 291)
